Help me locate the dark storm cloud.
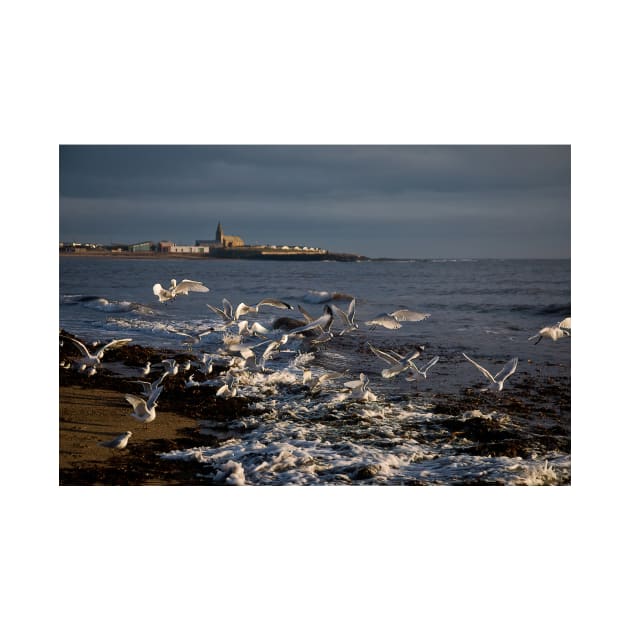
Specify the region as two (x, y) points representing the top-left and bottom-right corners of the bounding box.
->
(59, 145), (570, 258)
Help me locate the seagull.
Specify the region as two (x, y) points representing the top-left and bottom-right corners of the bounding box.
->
(198, 353), (214, 375)
(152, 278), (210, 303)
(207, 298), (238, 326)
(160, 359), (179, 377)
(141, 361), (152, 376)
(330, 298), (359, 335)
(343, 373), (377, 402)
(528, 318), (571, 344)
(462, 353), (518, 392)
(216, 373), (239, 398)
(168, 325), (216, 348)
(233, 298), (293, 321)
(61, 335), (133, 369)
(289, 305), (334, 337)
(368, 343), (423, 378)
(302, 369), (344, 394)
(404, 355), (440, 383)
(366, 309), (431, 330)
(124, 386), (163, 427)
(99, 431), (133, 449)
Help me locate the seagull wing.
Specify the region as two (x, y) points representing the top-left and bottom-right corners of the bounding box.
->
(174, 279), (210, 295)
(222, 298), (234, 319)
(147, 385), (163, 408)
(367, 343), (402, 366)
(389, 309), (431, 322)
(153, 283), (170, 300)
(62, 336), (91, 357)
(297, 305), (315, 322)
(462, 353), (495, 383)
(124, 394), (148, 413)
(289, 308), (333, 335)
(98, 338), (132, 356)
(494, 357), (518, 384)
(207, 303), (231, 323)
(418, 355), (440, 375)
(257, 298), (293, 311)
(330, 303), (351, 326)
(234, 302), (254, 321)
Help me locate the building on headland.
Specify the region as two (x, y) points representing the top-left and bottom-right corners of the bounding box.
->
(196, 222), (244, 248)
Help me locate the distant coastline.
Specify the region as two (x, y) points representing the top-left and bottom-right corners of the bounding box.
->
(59, 249), (368, 262)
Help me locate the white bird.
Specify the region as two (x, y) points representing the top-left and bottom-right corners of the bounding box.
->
(462, 353), (518, 392)
(99, 431), (133, 449)
(528, 317), (571, 344)
(153, 278), (210, 303)
(168, 326), (216, 348)
(216, 373), (239, 398)
(289, 305), (334, 337)
(61, 336), (133, 369)
(233, 298), (293, 321)
(404, 355), (440, 383)
(330, 298), (359, 335)
(366, 309), (431, 330)
(198, 353), (214, 375)
(368, 343), (423, 378)
(343, 373), (377, 402)
(160, 359), (179, 377)
(141, 362), (151, 376)
(124, 386), (163, 427)
(302, 369), (344, 394)
(207, 298), (238, 325)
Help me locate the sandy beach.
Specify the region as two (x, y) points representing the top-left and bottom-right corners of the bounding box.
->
(59, 333), (255, 485)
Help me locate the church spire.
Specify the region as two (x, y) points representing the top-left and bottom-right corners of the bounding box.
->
(216, 221), (223, 244)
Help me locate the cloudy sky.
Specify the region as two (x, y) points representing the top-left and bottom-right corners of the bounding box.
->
(59, 145), (570, 258)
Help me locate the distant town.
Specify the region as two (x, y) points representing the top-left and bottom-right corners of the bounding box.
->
(60, 222), (367, 262)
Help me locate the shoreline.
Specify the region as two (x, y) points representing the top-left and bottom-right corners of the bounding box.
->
(59, 331), (570, 486)
(59, 334), (255, 485)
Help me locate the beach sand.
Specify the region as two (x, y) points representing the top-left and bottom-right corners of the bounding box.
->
(59, 385), (208, 485)
(58, 333), (255, 485)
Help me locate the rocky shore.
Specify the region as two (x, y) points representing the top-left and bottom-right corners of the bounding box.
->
(59, 332), (570, 485)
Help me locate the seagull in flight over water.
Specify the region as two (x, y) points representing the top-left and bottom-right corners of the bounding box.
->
(528, 317), (571, 344)
(153, 278), (210, 303)
(462, 353), (518, 392)
(365, 309), (431, 330)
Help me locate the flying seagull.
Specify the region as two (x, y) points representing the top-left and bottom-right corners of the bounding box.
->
(330, 298), (359, 335)
(366, 309), (431, 330)
(528, 318), (571, 344)
(462, 353), (518, 392)
(61, 335), (132, 369)
(124, 386), (163, 427)
(152, 278), (210, 303)
(233, 298), (293, 321)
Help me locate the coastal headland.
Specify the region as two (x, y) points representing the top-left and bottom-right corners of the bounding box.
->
(59, 248), (368, 262)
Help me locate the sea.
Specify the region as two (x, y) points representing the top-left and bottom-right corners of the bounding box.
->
(59, 256), (571, 485)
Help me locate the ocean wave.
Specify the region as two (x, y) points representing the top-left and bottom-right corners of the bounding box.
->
(61, 294), (154, 314)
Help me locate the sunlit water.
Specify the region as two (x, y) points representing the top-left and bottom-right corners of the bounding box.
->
(60, 256), (571, 485)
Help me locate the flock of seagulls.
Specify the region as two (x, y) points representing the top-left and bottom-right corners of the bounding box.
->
(63, 276), (571, 450)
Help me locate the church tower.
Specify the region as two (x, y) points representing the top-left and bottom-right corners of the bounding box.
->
(216, 222), (224, 245)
